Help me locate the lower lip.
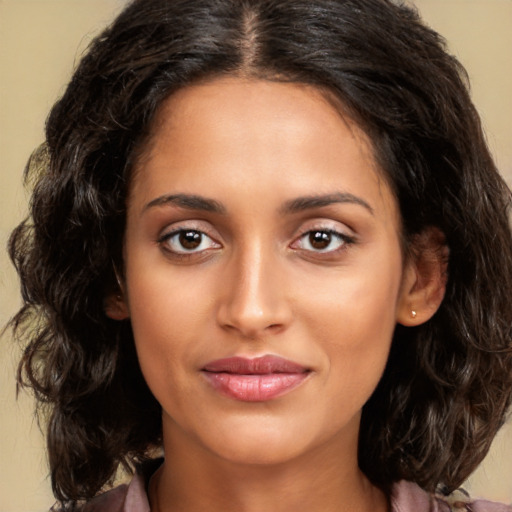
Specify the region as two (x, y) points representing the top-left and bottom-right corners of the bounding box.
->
(202, 372), (309, 401)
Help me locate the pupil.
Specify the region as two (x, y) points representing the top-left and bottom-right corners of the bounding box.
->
(310, 231), (331, 250)
(179, 231), (202, 250)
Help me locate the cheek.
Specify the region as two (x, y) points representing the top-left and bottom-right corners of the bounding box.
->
(127, 257), (212, 331)
(299, 254), (402, 337)
(124, 267), (205, 389)
(297, 255), (402, 386)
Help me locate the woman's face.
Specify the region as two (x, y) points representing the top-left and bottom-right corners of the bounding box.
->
(121, 77), (415, 466)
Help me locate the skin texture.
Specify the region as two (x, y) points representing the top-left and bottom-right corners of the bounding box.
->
(107, 78), (446, 512)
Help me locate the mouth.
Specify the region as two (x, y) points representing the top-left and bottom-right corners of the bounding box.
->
(201, 355), (311, 402)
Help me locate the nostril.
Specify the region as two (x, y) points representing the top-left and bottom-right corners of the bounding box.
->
(215, 268), (292, 337)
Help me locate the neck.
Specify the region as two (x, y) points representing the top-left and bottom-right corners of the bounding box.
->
(150, 422), (389, 512)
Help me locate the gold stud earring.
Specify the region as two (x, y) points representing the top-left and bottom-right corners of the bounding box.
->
(411, 310), (417, 318)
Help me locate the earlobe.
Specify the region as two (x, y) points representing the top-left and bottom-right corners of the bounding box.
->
(104, 293), (130, 320)
(397, 227), (449, 327)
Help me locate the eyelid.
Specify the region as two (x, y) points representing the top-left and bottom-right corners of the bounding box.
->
(290, 220), (357, 254)
(157, 219), (218, 241)
(293, 219), (356, 239)
(157, 221), (222, 258)
(293, 230), (353, 251)
(158, 228), (219, 245)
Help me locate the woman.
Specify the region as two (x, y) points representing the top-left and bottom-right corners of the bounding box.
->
(9, 0), (512, 511)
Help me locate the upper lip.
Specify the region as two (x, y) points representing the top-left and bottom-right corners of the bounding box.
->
(202, 355), (309, 374)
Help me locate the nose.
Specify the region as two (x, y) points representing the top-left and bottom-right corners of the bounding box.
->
(216, 242), (292, 339)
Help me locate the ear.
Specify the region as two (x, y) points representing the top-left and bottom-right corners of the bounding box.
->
(396, 227), (449, 327)
(104, 292), (130, 320)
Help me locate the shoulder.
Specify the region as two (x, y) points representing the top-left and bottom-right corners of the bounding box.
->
(79, 472), (150, 512)
(78, 458), (162, 512)
(80, 483), (130, 512)
(391, 481), (512, 512)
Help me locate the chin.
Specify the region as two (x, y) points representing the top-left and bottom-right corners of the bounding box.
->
(211, 437), (307, 467)
(195, 415), (331, 467)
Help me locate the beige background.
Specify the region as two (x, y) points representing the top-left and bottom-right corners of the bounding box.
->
(1, 1), (511, 510)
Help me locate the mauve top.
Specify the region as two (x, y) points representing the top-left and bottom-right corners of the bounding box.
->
(80, 466), (512, 512)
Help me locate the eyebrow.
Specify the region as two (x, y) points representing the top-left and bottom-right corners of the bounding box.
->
(143, 194), (226, 215)
(280, 193), (374, 216)
(142, 191), (373, 217)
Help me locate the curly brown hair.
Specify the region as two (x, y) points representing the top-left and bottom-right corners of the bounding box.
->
(8, 0), (512, 507)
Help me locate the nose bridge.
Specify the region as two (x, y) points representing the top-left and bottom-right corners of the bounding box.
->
(218, 237), (290, 336)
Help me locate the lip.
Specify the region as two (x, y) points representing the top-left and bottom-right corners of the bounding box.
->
(201, 355), (311, 402)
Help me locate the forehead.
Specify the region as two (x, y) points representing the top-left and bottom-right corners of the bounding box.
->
(136, 77), (372, 169)
(130, 77), (399, 226)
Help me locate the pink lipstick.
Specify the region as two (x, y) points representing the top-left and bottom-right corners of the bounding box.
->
(201, 355), (310, 402)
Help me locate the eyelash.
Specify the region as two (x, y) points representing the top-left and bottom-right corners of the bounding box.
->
(157, 228), (221, 259)
(292, 229), (355, 255)
(157, 226), (355, 259)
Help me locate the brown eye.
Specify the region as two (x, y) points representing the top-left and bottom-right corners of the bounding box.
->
(179, 230), (202, 250)
(159, 228), (221, 255)
(309, 231), (332, 250)
(292, 228), (353, 254)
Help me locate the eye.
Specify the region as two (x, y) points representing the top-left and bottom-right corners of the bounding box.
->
(293, 229), (353, 253)
(159, 229), (220, 254)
